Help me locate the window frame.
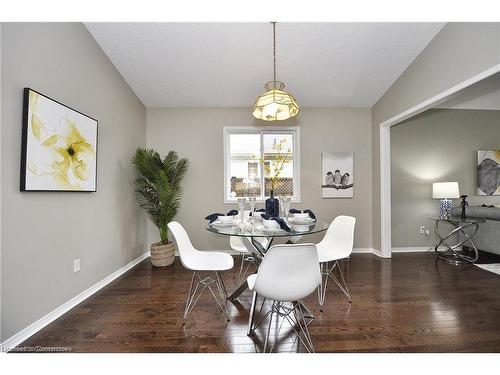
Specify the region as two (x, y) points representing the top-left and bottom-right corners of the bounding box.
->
(223, 125), (301, 204)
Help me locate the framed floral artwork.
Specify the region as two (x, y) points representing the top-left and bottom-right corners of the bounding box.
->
(20, 88), (98, 192)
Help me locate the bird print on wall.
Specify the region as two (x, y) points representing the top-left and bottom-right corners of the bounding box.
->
(321, 152), (354, 198)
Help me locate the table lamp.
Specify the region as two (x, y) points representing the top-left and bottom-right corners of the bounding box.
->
(432, 182), (460, 219)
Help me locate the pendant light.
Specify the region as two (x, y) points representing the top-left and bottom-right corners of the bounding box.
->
(252, 22), (300, 121)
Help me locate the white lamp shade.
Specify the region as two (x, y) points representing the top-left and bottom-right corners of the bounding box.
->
(432, 182), (460, 199)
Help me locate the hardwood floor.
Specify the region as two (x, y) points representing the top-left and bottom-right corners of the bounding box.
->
(15, 253), (500, 353)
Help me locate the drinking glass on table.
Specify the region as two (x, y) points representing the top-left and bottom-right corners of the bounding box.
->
(248, 197), (256, 226)
(237, 197), (247, 225)
(278, 196), (284, 217)
(282, 196), (292, 222)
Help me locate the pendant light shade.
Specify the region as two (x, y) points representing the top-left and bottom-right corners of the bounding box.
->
(252, 22), (299, 121)
(252, 81), (300, 121)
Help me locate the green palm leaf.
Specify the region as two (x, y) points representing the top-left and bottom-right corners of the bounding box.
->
(132, 148), (189, 244)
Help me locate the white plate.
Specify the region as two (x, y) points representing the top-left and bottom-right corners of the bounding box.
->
(289, 217), (315, 225)
(210, 220), (236, 228)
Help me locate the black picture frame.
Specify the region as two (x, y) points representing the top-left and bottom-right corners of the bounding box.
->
(20, 88), (99, 192)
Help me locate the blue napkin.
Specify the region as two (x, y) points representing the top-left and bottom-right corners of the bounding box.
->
(289, 208), (316, 220)
(304, 209), (316, 220)
(205, 209), (238, 223)
(261, 214), (291, 232)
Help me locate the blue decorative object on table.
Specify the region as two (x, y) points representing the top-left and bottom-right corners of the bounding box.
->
(440, 200), (453, 220)
(265, 190), (280, 217)
(205, 209), (238, 223)
(303, 209), (316, 220)
(261, 214), (291, 232)
(432, 182), (460, 219)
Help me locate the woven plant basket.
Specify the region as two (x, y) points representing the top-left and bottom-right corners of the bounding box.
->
(150, 242), (175, 267)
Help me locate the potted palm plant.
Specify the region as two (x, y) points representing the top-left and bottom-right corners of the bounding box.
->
(132, 148), (189, 267)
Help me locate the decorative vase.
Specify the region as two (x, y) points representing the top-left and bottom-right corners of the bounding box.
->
(265, 189), (280, 217)
(150, 242), (175, 267)
(440, 199), (453, 220)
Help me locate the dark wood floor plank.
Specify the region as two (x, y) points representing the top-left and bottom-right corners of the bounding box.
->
(13, 253), (500, 352)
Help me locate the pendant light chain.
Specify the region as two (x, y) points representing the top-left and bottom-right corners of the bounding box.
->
(252, 21), (299, 121)
(272, 21), (277, 82)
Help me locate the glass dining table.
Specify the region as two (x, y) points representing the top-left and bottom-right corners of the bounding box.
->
(206, 219), (329, 300)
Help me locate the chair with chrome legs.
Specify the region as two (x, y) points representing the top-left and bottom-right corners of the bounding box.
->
(316, 215), (356, 310)
(246, 243), (321, 353)
(168, 221), (234, 321)
(229, 236), (268, 286)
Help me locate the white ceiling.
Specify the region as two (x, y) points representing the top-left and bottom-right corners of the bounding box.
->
(85, 22), (444, 108)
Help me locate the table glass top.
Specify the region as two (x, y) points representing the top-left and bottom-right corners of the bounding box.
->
(206, 219), (330, 238)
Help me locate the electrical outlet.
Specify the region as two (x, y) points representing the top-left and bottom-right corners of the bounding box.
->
(419, 226), (426, 234)
(425, 229), (430, 235)
(74, 259), (81, 273)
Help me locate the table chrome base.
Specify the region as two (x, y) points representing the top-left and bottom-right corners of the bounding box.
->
(228, 280), (249, 301)
(228, 236), (269, 300)
(434, 219), (481, 265)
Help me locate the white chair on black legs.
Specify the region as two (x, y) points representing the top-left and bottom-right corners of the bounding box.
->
(246, 243), (321, 353)
(230, 236), (268, 286)
(168, 221), (234, 321)
(316, 215), (356, 310)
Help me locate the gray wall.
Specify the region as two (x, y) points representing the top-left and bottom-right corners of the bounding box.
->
(146, 108), (372, 251)
(391, 109), (500, 247)
(1, 23), (147, 341)
(372, 23), (500, 250)
(0, 23), (3, 341)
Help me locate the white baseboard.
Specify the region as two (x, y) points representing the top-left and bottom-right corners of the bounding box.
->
(370, 248), (384, 257)
(391, 246), (442, 253)
(352, 248), (386, 258)
(0, 251), (150, 351)
(351, 247), (374, 254)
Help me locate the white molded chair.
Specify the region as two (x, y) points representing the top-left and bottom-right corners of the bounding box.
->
(230, 236), (268, 286)
(168, 221), (234, 320)
(246, 243), (321, 353)
(316, 215), (356, 308)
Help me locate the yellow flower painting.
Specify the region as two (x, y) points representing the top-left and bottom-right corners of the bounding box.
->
(21, 88), (98, 191)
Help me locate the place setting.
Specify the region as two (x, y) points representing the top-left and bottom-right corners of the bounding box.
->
(204, 196), (324, 239)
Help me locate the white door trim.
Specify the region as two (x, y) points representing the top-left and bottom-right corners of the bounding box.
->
(379, 64), (500, 258)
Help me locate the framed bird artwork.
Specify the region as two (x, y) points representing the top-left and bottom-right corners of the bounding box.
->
(321, 151), (354, 198)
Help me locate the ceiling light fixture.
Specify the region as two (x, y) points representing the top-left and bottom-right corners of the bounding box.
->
(252, 22), (299, 122)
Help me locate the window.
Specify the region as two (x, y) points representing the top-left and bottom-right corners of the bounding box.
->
(224, 126), (300, 202)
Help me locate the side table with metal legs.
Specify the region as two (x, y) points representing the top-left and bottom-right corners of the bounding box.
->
(431, 217), (485, 265)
